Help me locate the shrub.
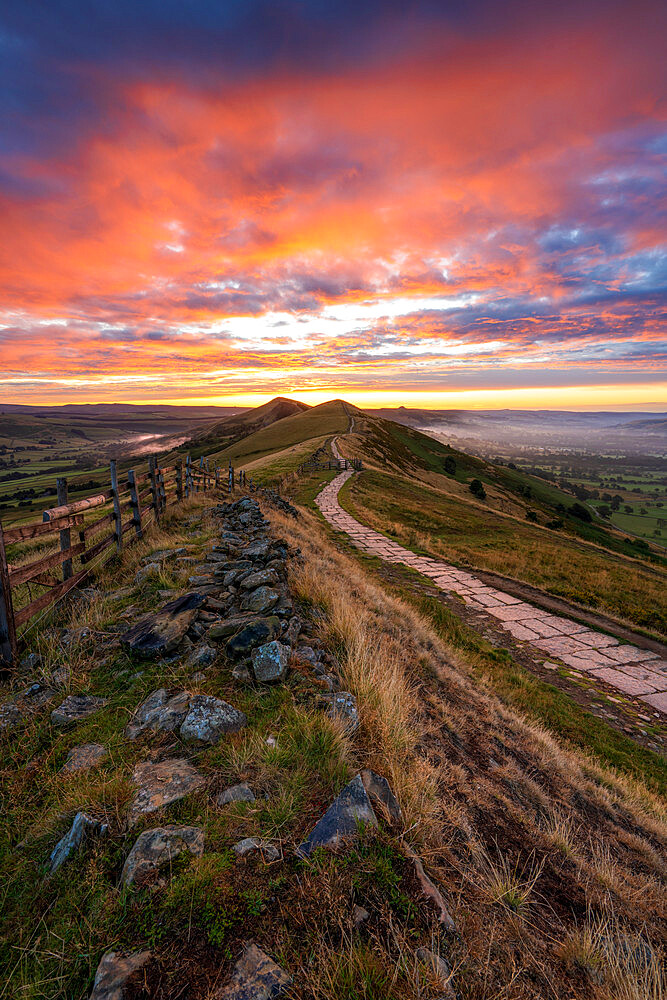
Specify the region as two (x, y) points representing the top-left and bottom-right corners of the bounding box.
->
(569, 502), (592, 522)
(469, 479), (486, 500)
(443, 456), (457, 476)
(526, 510), (539, 523)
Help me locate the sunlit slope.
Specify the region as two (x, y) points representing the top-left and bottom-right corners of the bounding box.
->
(206, 399), (353, 468)
(194, 396), (310, 442)
(339, 415), (666, 565)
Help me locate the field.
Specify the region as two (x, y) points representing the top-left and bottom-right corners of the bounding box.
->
(487, 453), (666, 548)
(0, 405), (239, 524)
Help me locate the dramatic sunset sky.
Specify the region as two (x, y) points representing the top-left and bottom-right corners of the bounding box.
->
(0, 1), (665, 409)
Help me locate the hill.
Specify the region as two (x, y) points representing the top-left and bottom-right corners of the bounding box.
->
(195, 397), (310, 444)
(0, 444), (664, 999)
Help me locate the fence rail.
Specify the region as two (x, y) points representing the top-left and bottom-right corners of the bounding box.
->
(0, 452), (243, 671)
(0, 435), (362, 671)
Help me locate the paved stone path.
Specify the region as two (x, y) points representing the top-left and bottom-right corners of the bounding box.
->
(316, 467), (667, 714)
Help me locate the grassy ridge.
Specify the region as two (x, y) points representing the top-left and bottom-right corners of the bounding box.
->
(339, 468), (667, 636)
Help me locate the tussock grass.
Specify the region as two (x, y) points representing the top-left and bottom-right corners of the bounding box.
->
(268, 504), (667, 999)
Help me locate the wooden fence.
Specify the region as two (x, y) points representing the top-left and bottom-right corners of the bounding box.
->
(0, 453), (242, 671)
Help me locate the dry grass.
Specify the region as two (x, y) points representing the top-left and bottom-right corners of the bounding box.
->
(267, 504), (667, 999)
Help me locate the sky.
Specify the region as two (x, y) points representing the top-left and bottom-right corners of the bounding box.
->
(0, 0), (665, 410)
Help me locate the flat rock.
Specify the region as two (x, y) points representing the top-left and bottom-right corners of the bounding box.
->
(121, 825), (204, 886)
(135, 562), (160, 585)
(0, 700), (24, 734)
(216, 942), (290, 1000)
(180, 695), (247, 744)
(252, 641), (290, 683)
(89, 950), (152, 1000)
(296, 774), (377, 857)
(243, 540), (271, 559)
(207, 615), (254, 640)
(142, 548), (186, 563)
(232, 838), (280, 862)
(61, 743), (108, 774)
(120, 592), (204, 660)
(128, 758), (204, 826)
(217, 782), (255, 806)
(240, 586), (279, 614)
(327, 691), (359, 734)
(49, 811), (108, 872)
(51, 694), (108, 728)
(226, 617), (282, 658)
(239, 568), (278, 590)
(186, 645), (217, 670)
(126, 689), (190, 740)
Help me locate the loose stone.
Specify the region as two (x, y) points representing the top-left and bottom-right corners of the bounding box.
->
(233, 838), (280, 862)
(296, 774), (377, 858)
(120, 592), (204, 660)
(125, 689), (190, 740)
(89, 950), (151, 1000)
(121, 825), (204, 886)
(128, 758), (204, 826)
(327, 691), (359, 734)
(239, 568), (279, 590)
(61, 743), (108, 774)
(217, 782), (255, 806)
(215, 942), (290, 999)
(180, 695), (247, 744)
(49, 812), (108, 872)
(251, 640), (290, 683)
(225, 616), (282, 658)
(51, 694), (108, 728)
(240, 586), (280, 614)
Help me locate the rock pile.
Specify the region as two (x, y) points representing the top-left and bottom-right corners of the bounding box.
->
(2, 492), (456, 998)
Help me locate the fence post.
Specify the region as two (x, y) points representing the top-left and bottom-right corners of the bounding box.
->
(149, 456), (160, 522)
(228, 461), (233, 494)
(158, 467), (166, 512)
(49, 478), (73, 581)
(0, 521), (17, 670)
(185, 454), (191, 498)
(176, 460), (183, 502)
(127, 469), (143, 540)
(109, 460), (123, 555)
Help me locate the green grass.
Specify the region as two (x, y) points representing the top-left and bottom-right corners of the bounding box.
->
(339, 468), (667, 636)
(206, 400), (350, 468)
